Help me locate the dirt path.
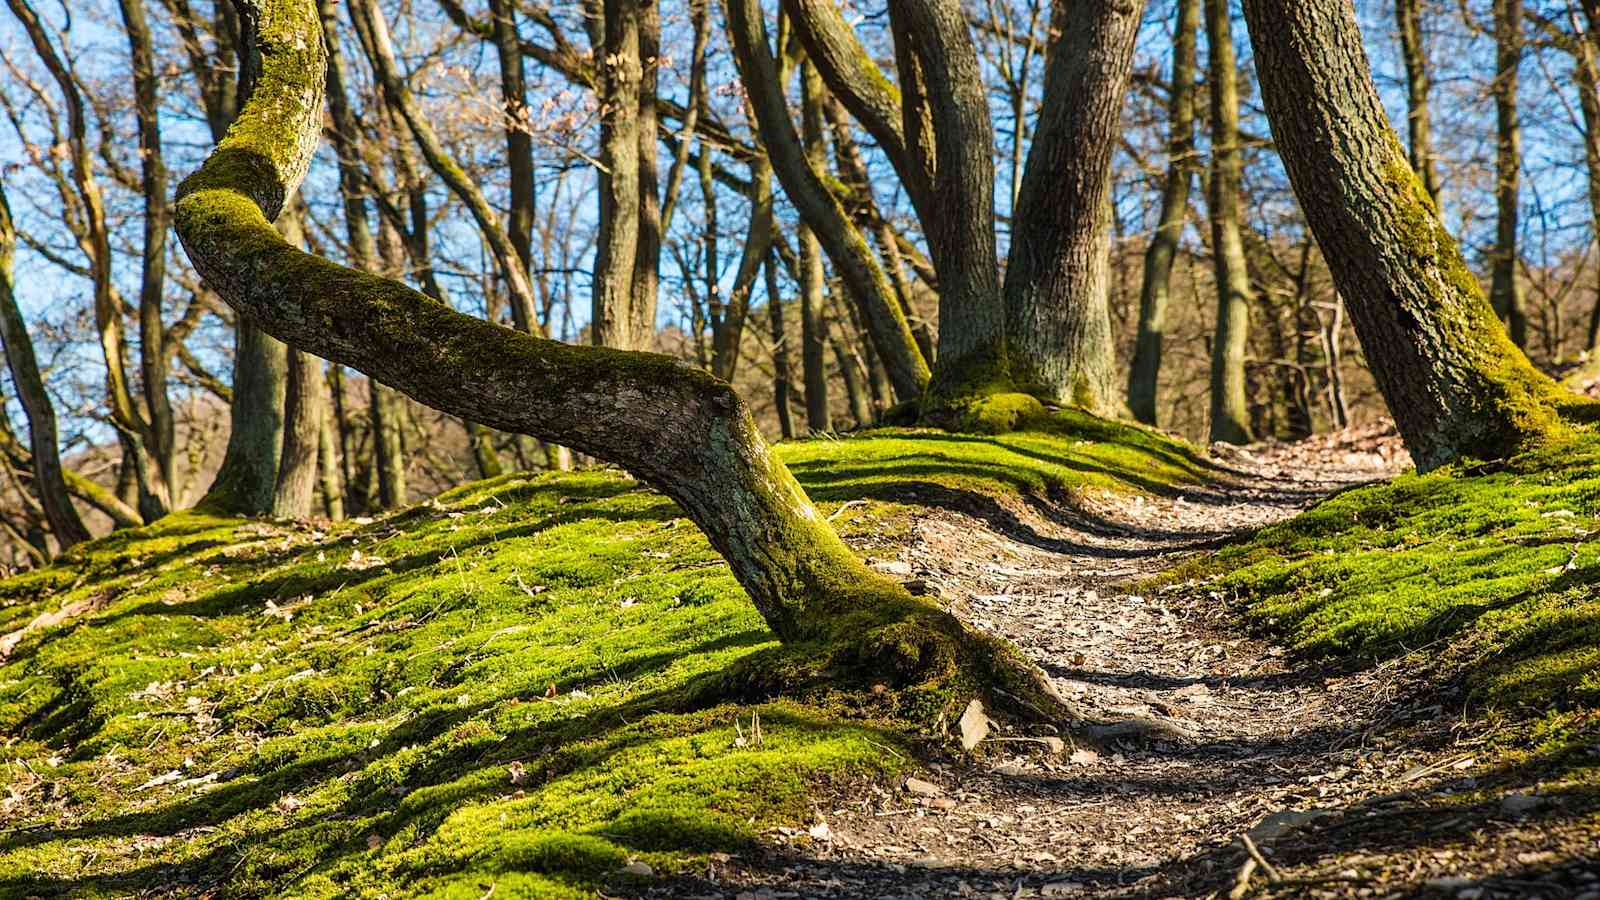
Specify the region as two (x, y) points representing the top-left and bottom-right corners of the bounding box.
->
(646, 430), (1599, 899)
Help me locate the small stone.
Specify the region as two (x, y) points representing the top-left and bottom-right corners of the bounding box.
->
(620, 861), (654, 877)
(959, 699), (990, 751)
(1500, 793), (1544, 816)
(904, 776), (944, 797)
(928, 797), (958, 810)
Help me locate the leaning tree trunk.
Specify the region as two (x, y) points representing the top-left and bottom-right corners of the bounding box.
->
(0, 186), (91, 549)
(1127, 0), (1200, 425)
(1002, 0), (1146, 414)
(1490, 0), (1527, 348)
(1203, 0), (1253, 445)
(174, 0), (1087, 733)
(725, 0), (930, 402)
(1239, 0), (1570, 471)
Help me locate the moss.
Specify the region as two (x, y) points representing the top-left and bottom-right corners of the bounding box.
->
(1377, 153), (1573, 468)
(0, 418), (1203, 896)
(1162, 427), (1600, 763)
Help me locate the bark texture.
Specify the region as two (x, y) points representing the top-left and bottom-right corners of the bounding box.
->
(1490, 0), (1527, 348)
(1203, 0), (1253, 445)
(1127, 0), (1200, 425)
(1002, 0), (1145, 413)
(1240, 0), (1569, 470)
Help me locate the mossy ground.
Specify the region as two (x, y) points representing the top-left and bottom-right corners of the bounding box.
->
(1163, 427), (1600, 767)
(0, 412), (1203, 898)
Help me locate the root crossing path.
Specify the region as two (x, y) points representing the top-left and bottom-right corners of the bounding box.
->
(646, 431), (1595, 899)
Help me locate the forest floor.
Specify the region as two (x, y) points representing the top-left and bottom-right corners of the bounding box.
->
(3, 415), (1599, 899)
(648, 427), (1600, 900)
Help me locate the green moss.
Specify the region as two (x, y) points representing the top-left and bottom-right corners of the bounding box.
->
(1163, 428), (1600, 757)
(0, 416), (1203, 897)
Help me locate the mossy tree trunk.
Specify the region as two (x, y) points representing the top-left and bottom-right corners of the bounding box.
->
(1240, 0), (1570, 471)
(1127, 0), (1200, 427)
(1490, 0), (1528, 349)
(1003, 0), (1145, 415)
(0, 185), (91, 550)
(175, 0), (1081, 732)
(1203, 0), (1253, 446)
(271, 202), (325, 519)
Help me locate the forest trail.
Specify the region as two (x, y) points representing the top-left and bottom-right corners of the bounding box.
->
(648, 428), (1593, 899)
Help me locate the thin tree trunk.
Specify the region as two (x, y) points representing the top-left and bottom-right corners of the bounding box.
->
(800, 63), (832, 433)
(0, 186), (90, 548)
(317, 400), (345, 519)
(1204, 0), (1253, 445)
(1239, 0), (1569, 470)
(725, 0), (930, 401)
(118, 0), (178, 511)
(1127, 0), (1199, 425)
(1002, 0), (1146, 414)
(275, 350), (325, 517)
(1395, 0), (1439, 202)
(1491, 0), (1527, 347)
(1572, 8), (1600, 354)
(766, 256), (797, 439)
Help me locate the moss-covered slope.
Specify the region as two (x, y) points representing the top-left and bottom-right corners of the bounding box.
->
(1166, 429), (1600, 758)
(0, 414), (1203, 898)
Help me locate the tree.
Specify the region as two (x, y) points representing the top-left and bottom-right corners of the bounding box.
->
(774, 0), (1146, 417)
(1238, 0), (1573, 470)
(174, 0), (1078, 730)
(1394, 0), (1439, 203)
(1127, 0), (1201, 426)
(1490, 0), (1528, 348)
(1203, 0), (1253, 445)
(0, 185), (90, 550)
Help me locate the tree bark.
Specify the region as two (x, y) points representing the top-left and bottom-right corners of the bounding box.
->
(1002, 0), (1145, 414)
(1491, 0), (1527, 348)
(800, 63), (832, 433)
(1204, 0), (1253, 445)
(885, 0), (1006, 400)
(0, 186), (91, 549)
(272, 204), (324, 519)
(1240, 0), (1569, 470)
(1127, 0), (1199, 425)
(173, 0), (1080, 733)
(766, 255), (797, 440)
(1394, 0), (1439, 202)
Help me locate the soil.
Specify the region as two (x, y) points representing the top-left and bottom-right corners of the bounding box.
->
(642, 425), (1600, 900)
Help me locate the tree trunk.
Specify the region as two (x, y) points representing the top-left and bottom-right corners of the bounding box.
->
(1002, 0), (1145, 414)
(118, 0), (179, 512)
(0, 187), (91, 549)
(173, 0), (1081, 732)
(1239, 0), (1569, 470)
(725, 0), (930, 401)
(204, 320), (287, 514)
(1573, 8), (1600, 355)
(800, 63), (832, 433)
(1491, 0), (1527, 348)
(1204, 0), (1253, 445)
(274, 351), (325, 518)
(1394, 0), (1439, 202)
(317, 400), (345, 519)
(766, 256), (797, 440)
(1127, 0), (1199, 425)
(884, 0), (1005, 400)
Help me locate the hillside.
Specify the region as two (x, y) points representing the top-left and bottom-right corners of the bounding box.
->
(0, 413), (1209, 898)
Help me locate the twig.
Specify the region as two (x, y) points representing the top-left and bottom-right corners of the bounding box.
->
(1239, 834), (1282, 882)
(1229, 857), (1258, 899)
